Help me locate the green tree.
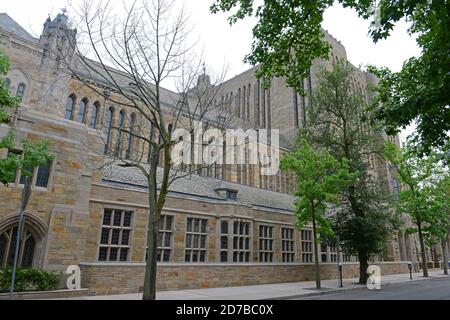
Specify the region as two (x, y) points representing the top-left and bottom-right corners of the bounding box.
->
(430, 176), (449, 275)
(303, 61), (400, 284)
(211, 0), (449, 151)
(368, 0), (449, 154)
(281, 139), (355, 289)
(0, 51), (53, 185)
(422, 176), (450, 275)
(384, 140), (449, 277)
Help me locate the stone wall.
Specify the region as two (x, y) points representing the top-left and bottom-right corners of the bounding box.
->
(80, 261), (410, 295)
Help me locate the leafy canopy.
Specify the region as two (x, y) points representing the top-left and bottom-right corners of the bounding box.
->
(300, 60), (400, 265)
(280, 139), (356, 237)
(368, 0), (449, 153)
(384, 140), (450, 244)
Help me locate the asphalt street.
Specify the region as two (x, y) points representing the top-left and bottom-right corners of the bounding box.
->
(294, 277), (450, 300)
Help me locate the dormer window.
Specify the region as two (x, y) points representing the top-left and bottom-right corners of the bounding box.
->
(214, 187), (238, 201)
(226, 190), (237, 201)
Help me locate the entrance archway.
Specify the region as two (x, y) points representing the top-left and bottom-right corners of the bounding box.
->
(0, 212), (48, 268)
(0, 226), (36, 267)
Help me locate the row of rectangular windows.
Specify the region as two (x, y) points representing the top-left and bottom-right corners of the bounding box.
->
(98, 209), (354, 263)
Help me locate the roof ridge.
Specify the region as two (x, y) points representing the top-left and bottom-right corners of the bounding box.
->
(0, 12), (37, 42)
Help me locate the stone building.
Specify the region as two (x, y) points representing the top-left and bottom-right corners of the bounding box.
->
(1, 12), (445, 295)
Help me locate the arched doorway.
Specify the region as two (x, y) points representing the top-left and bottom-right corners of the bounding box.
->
(0, 212), (48, 268)
(0, 226), (37, 268)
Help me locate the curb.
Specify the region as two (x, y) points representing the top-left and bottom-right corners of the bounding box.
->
(264, 274), (450, 300)
(263, 285), (362, 300)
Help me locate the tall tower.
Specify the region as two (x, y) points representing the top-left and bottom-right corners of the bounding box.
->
(36, 11), (77, 117)
(39, 11), (77, 69)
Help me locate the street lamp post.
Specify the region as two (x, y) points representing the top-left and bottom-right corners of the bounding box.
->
(9, 176), (32, 300)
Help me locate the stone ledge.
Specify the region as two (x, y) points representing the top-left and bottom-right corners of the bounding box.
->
(79, 261), (410, 294)
(0, 289), (89, 300)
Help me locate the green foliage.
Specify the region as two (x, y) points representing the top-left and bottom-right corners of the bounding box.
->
(0, 51), (54, 185)
(211, 0), (449, 151)
(299, 61), (399, 278)
(0, 51), (18, 122)
(211, 0), (332, 91)
(21, 139), (54, 170)
(421, 176), (449, 247)
(0, 131), (21, 184)
(281, 139), (356, 237)
(0, 267), (59, 293)
(332, 175), (402, 258)
(368, 0), (449, 153)
(303, 61), (380, 167)
(384, 140), (450, 245)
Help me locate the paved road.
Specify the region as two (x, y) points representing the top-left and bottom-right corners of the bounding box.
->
(294, 277), (450, 300)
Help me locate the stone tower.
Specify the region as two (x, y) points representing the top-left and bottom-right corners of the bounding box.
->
(38, 11), (77, 69)
(36, 11), (77, 117)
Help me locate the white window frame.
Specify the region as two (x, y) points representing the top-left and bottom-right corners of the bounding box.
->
(281, 227), (295, 263)
(231, 220), (251, 262)
(98, 208), (133, 262)
(258, 224), (274, 263)
(184, 216), (208, 262)
(301, 229), (313, 263)
(157, 214), (174, 262)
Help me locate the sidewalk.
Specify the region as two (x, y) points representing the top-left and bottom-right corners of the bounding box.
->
(55, 269), (448, 300)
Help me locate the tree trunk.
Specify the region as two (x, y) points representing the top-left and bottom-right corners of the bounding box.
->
(311, 204), (321, 289)
(358, 252), (369, 284)
(143, 208), (158, 300)
(347, 186), (369, 284)
(143, 146), (160, 300)
(417, 221), (429, 277)
(442, 238), (448, 275)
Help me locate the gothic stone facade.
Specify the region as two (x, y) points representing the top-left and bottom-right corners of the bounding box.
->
(1, 13), (445, 295)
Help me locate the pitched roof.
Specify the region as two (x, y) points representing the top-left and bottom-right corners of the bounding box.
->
(102, 165), (295, 213)
(0, 13), (37, 43)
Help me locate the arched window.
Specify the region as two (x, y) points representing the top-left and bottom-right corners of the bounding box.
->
(126, 113), (136, 159)
(0, 226), (36, 268)
(16, 83), (26, 102)
(103, 107), (114, 155)
(115, 110), (126, 156)
(76, 98), (88, 123)
(3, 78), (10, 89)
(65, 94), (75, 120)
(90, 101), (100, 128)
(118, 110), (126, 128)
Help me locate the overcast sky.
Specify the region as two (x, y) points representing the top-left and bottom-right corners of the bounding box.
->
(1, 0), (419, 141)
